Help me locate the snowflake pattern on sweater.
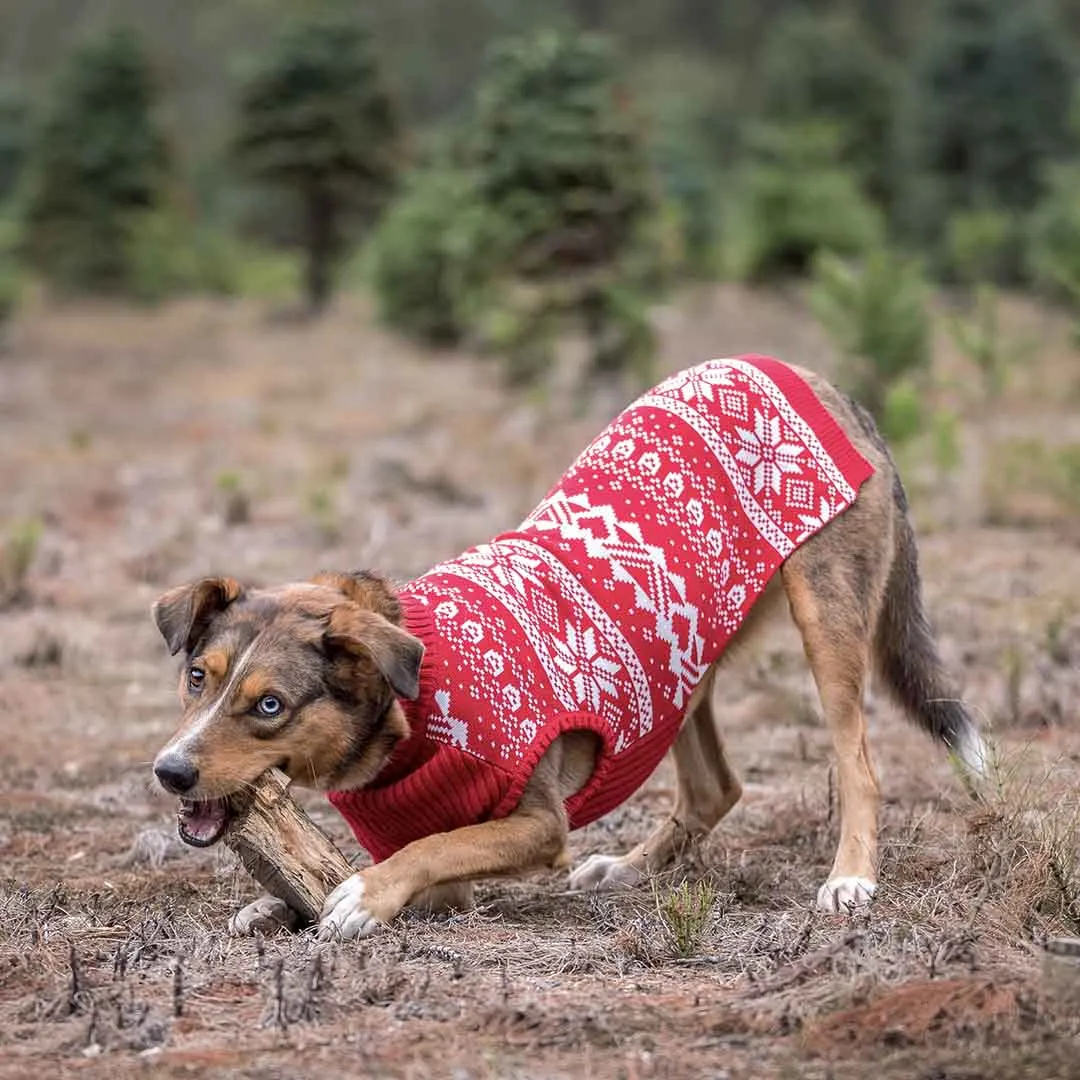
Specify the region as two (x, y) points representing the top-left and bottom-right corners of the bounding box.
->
(330, 356), (875, 861)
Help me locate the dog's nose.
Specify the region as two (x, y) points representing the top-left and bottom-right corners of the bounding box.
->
(154, 753), (199, 794)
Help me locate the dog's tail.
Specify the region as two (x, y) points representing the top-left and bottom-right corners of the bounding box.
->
(872, 470), (986, 779)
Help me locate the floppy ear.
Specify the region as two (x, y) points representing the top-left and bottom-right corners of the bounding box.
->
(325, 605), (424, 701)
(152, 576), (243, 656)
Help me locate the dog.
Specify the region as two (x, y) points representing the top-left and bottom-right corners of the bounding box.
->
(151, 356), (984, 940)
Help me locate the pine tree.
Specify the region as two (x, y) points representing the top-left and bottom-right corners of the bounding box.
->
(0, 81), (29, 204)
(470, 30), (653, 279)
(233, 11), (401, 312)
(21, 25), (170, 293)
(467, 30), (660, 379)
(758, 11), (897, 206)
(903, 0), (1074, 238)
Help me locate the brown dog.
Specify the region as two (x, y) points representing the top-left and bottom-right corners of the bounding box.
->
(151, 358), (983, 940)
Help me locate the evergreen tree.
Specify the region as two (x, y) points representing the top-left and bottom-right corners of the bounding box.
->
(902, 0), (1074, 239)
(470, 30), (653, 279)
(758, 12), (898, 206)
(233, 10), (401, 312)
(0, 81), (29, 204)
(368, 28), (662, 381)
(468, 30), (660, 380)
(724, 122), (884, 282)
(21, 25), (170, 293)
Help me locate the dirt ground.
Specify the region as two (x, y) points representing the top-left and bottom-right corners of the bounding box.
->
(2, 287), (1079, 1079)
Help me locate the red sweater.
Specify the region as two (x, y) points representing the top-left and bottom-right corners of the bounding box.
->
(330, 356), (874, 862)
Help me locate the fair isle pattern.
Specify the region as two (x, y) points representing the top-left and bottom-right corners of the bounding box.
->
(729, 357), (857, 504)
(400, 357), (874, 780)
(331, 356), (875, 858)
(523, 495), (706, 715)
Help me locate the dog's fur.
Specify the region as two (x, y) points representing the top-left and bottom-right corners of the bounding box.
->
(152, 363), (983, 939)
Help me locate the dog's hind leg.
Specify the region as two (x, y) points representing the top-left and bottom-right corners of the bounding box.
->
(781, 384), (983, 910)
(781, 543), (884, 913)
(568, 666), (742, 890)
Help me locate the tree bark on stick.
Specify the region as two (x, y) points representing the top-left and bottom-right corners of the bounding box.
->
(224, 768), (354, 925)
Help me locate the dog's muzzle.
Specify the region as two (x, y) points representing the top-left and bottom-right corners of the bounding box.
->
(154, 752), (232, 847)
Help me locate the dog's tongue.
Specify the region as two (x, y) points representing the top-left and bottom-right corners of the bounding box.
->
(177, 797), (230, 847)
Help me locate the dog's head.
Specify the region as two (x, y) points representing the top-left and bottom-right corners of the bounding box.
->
(149, 570), (423, 847)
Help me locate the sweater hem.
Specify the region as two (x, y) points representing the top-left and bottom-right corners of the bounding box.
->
(489, 710), (616, 822)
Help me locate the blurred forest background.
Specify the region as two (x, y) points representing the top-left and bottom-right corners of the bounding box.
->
(3, 0), (1080, 433)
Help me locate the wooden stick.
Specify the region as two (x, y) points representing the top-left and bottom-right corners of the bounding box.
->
(224, 768), (354, 925)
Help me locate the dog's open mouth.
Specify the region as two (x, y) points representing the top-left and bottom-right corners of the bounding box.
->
(176, 797), (231, 848)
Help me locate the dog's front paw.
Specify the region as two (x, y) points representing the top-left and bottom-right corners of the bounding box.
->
(568, 853), (644, 891)
(228, 895), (298, 936)
(318, 872), (393, 941)
(816, 876), (876, 913)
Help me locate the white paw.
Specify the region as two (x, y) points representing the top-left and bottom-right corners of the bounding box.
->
(318, 873), (385, 941)
(816, 876), (876, 913)
(228, 896), (297, 936)
(568, 853), (644, 891)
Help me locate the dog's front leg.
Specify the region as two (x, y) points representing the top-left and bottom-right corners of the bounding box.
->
(319, 732), (585, 941)
(319, 806), (566, 941)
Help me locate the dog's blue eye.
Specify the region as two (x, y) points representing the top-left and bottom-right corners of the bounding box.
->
(188, 668), (205, 692)
(256, 694), (284, 719)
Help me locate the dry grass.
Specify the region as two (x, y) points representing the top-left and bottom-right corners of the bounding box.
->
(2, 290), (1080, 1077)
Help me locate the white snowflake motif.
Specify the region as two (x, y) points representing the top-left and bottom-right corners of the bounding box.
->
(734, 409), (804, 495)
(677, 364), (737, 403)
(551, 621), (622, 714)
(460, 620), (484, 644)
(430, 689), (468, 750)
